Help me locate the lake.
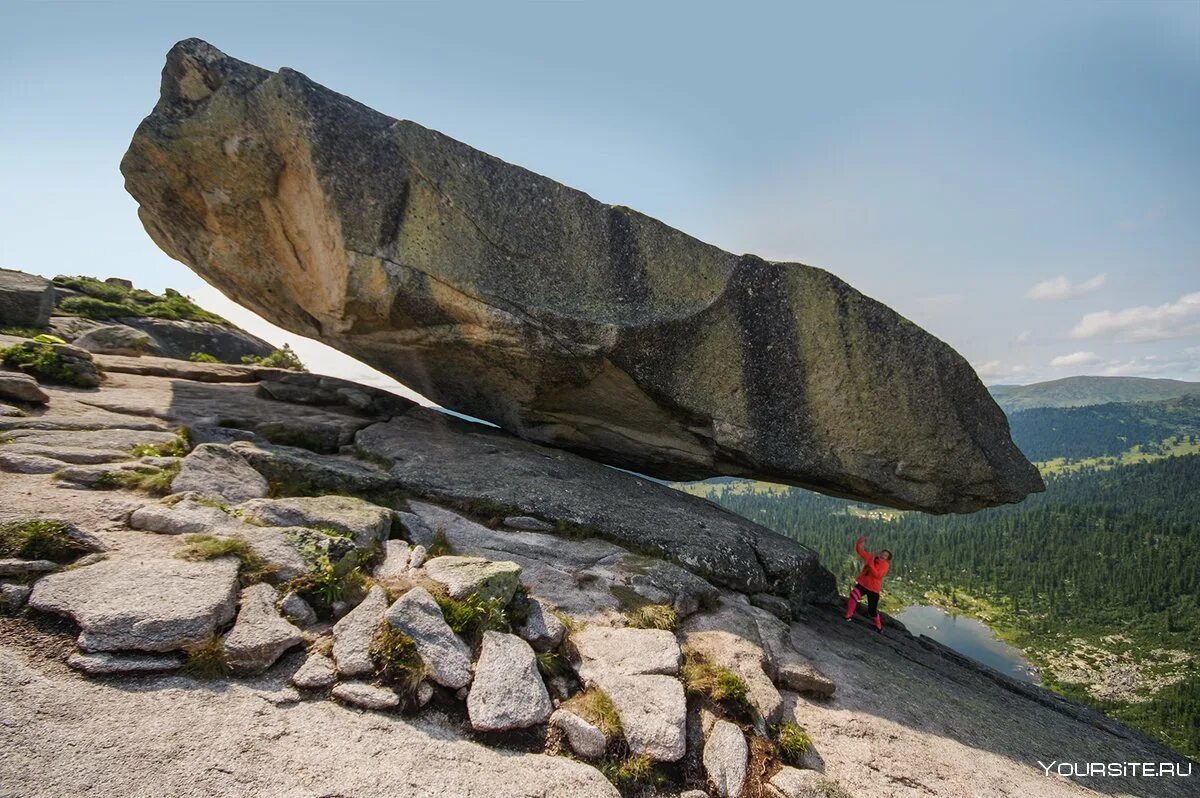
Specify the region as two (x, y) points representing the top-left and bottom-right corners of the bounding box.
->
(895, 604), (1040, 684)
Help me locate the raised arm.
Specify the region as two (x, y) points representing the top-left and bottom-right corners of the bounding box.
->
(855, 535), (871, 563)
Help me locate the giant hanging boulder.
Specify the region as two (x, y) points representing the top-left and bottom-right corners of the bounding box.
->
(121, 39), (1042, 513)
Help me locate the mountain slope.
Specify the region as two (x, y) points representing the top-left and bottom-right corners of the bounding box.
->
(990, 376), (1200, 413)
(1008, 395), (1200, 462)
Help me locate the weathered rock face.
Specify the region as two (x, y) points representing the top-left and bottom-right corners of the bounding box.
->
(0, 268), (54, 328)
(122, 39), (1042, 514)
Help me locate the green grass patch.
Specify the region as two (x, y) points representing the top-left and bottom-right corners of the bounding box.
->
(426, 528), (453, 558)
(624, 603), (678, 631)
(0, 325), (48, 338)
(434, 591), (511, 644)
(370, 622), (425, 698)
(176, 534), (275, 585)
(284, 551), (368, 616)
(188, 352), (219, 363)
(183, 635), (232, 679)
(0, 341), (98, 387)
(96, 461), (181, 496)
(681, 650), (750, 711)
(775, 721), (812, 765)
(241, 344), (306, 371)
(598, 754), (658, 792)
(54, 276), (227, 324)
(0, 519), (87, 563)
(130, 430), (190, 458)
(562, 686), (621, 739)
(535, 650), (570, 679)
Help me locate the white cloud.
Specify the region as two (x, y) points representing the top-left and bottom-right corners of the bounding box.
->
(1026, 273), (1107, 301)
(973, 360), (1030, 381)
(1049, 351), (1101, 367)
(1069, 291), (1200, 343)
(1015, 329), (1032, 344)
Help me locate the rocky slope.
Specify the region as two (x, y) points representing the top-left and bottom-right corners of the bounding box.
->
(0, 350), (1191, 797)
(120, 38), (1042, 514)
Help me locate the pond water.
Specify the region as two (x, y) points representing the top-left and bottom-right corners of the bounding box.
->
(895, 604), (1040, 685)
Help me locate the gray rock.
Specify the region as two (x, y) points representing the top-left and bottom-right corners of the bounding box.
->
(1, 342), (100, 388)
(72, 325), (153, 357)
(681, 792), (710, 798)
(751, 593), (793, 622)
(467, 631), (553, 731)
(680, 600), (784, 727)
(396, 511), (435, 545)
(331, 585), (388, 678)
(280, 591), (318, 627)
(384, 586), (472, 689)
(67, 651), (182, 676)
(766, 766), (826, 798)
(551, 708), (607, 759)
(373, 539), (410, 579)
(703, 719), (749, 798)
(331, 682), (399, 711)
(0, 372), (48, 404)
(28, 551), (238, 652)
(122, 39), (1041, 514)
(0, 451), (61, 473)
(571, 626), (680, 682)
(291, 650), (338, 690)
(118, 317), (274, 364)
(257, 372), (412, 418)
(516, 596), (565, 653)
(504, 516), (554, 532)
(777, 659), (837, 699)
(625, 558), (720, 618)
(188, 424), (256, 445)
(171, 444), (268, 504)
(222, 583), (304, 673)
(230, 441), (393, 497)
(0, 268), (54, 327)
(1, 581), (33, 609)
(407, 544), (428, 570)
(0, 559), (58, 577)
(416, 680), (434, 708)
(423, 556), (521, 604)
(593, 672), (686, 762)
(235, 495), (391, 551)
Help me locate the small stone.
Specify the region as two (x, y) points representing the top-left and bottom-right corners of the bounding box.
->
(171, 443), (268, 504)
(503, 516), (554, 532)
(681, 792), (710, 798)
(0, 559), (58, 577)
(291, 651), (337, 690)
(417, 681), (434, 708)
(1, 582), (32, 609)
(396, 511), (435, 545)
(331, 585), (388, 677)
(777, 660), (836, 698)
(704, 719), (749, 798)
(332, 681), (400, 711)
(767, 766), (825, 798)
(373, 539), (411, 579)
(330, 599), (352, 619)
(467, 631), (553, 731)
(384, 586), (472, 689)
(424, 556), (521, 604)
(0, 372), (49, 404)
(222, 584), (304, 673)
(516, 596), (566, 653)
(66, 651), (182, 675)
(280, 591), (318, 627)
(408, 544), (428, 570)
(551, 708), (607, 759)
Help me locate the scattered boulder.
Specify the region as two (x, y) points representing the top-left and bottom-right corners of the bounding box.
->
(408, 544), (428, 570)
(291, 650), (338, 690)
(703, 719), (748, 798)
(118, 317), (274, 364)
(373, 540), (411, 579)
(257, 372), (413, 418)
(0, 559), (58, 577)
(72, 325), (153, 357)
(551, 708), (607, 759)
(331, 585), (388, 677)
(28, 552), (238, 652)
(384, 586), (472, 689)
(423, 556), (521, 604)
(171, 444), (268, 504)
(679, 601), (785, 726)
(222, 583), (304, 674)
(0, 267), (54, 327)
(1, 581), (33, 609)
(750, 593), (792, 622)
(0, 372), (48, 404)
(593, 672), (686, 762)
(230, 441), (393, 497)
(623, 558), (719, 618)
(516, 596), (565, 653)
(331, 682), (400, 711)
(67, 651), (182, 676)
(280, 591), (318, 627)
(571, 626), (680, 682)
(235, 495), (391, 550)
(122, 38), (1042, 514)
(467, 631), (553, 731)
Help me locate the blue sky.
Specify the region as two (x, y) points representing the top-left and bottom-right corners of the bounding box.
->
(2, 1), (1197, 393)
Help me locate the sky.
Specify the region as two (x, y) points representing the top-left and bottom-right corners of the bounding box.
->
(1, 1), (1197, 394)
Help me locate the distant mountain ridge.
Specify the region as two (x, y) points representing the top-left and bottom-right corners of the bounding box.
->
(989, 376), (1200, 413)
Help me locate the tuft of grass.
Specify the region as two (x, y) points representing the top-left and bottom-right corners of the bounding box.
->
(599, 754), (658, 792)
(0, 519), (87, 563)
(370, 622), (425, 698)
(241, 344), (306, 371)
(535, 650), (570, 679)
(176, 534), (275, 585)
(188, 352), (219, 363)
(96, 461), (181, 496)
(434, 591), (510, 644)
(284, 551), (367, 616)
(681, 651), (750, 710)
(562, 686), (621, 739)
(0, 325), (48, 338)
(775, 721), (812, 765)
(183, 635), (232, 679)
(130, 430), (189, 458)
(624, 603), (678, 631)
(0, 341), (99, 387)
(426, 528), (453, 558)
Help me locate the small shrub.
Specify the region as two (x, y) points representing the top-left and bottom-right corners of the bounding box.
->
(0, 342), (98, 387)
(0, 519), (87, 563)
(183, 635), (232, 679)
(599, 754), (657, 792)
(53, 275), (132, 303)
(130, 431), (189, 458)
(681, 651), (750, 709)
(427, 528), (453, 558)
(562, 686), (621, 739)
(188, 352), (219, 363)
(434, 592), (510, 644)
(624, 603), (678, 631)
(242, 344), (307, 371)
(176, 534), (275, 585)
(775, 721), (812, 765)
(54, 276), (228, 324)
(284, 551), (367, 615)
(370, 622), (425, 697)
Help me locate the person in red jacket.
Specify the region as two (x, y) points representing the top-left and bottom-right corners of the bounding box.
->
(845, 535), (892, 631)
